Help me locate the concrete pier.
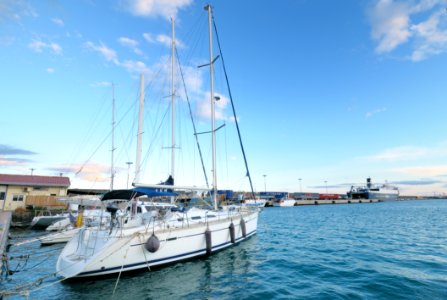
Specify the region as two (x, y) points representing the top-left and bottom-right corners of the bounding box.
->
(296, 199), (380, 205)
(0, 211), (12, 271)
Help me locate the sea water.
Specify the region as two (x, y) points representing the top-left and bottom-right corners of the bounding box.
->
(2, 200), (446, 299)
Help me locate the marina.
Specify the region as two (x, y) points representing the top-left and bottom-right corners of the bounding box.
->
(2, 1), (447, 299)
(1, 200), (446, 299)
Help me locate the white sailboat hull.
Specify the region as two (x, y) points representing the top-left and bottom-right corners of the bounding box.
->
(243, 199), (267, 208)
(41, 227), (81, 245)
(272, 199), (296, 207)
(56, 208), (258, 278)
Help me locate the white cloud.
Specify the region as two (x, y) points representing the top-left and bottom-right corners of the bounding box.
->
(365, 107), (386, 118)
(121, 59), (150, 74)
(196, 92), (232, 122)
(144, 33), (184, 48)
(157, 34), (184, 48)
(393, 165), (447, 177)
(156, 34), (171, 47)
(69, 162), (111, 183)
(51, 17), (64, 26)
(46, 67), (55, 73)
(118, 36), (143, 55)
(124, 0), (193, 20)
(368, 0), (447, 61)
(118, 36), (138, 48)
(364, 146), (429, 161)
(28, 40), (62, 55)
(90, 81), (112, 87)
(362, 143), (447, 162)
(369, 0), (412, 53)
(143, 32), (155, 43)
(85, 40), (152, 75)
(0, 0), (37, 22)
(410, 10), (447, 61)
(181, 65), (203, 92)
(84, 41), (119, 64)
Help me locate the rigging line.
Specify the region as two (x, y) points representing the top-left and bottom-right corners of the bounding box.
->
(67, 87), (111, 168)
(140, 102), (171, 176)
(224, 122), (229, 186)
(75, 99), (136, 175)
(212, 16), (256, 199)
(175, 47), (210, 188)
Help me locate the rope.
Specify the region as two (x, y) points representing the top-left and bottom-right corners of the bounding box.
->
(138, 233), (152, 272)
(212, 15), (256, 198)
(175, 47), (210, 188)
(112, 246), (130, 296)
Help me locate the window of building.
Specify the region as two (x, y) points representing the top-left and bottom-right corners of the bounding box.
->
(13, 194), (24, 201)
(34, 187), (48, 191)
(0, 192), (5, 200)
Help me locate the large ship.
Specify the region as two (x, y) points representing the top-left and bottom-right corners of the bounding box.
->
(347, 178), (399, 201)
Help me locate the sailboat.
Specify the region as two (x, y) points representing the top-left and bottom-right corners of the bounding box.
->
(56, 6), (260, 279)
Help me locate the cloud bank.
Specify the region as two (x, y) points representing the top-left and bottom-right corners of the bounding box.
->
(0, 144), (36, 167)
(369, 0), (447, 61)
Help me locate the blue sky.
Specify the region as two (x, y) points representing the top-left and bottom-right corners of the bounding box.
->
(1, 0), (447, 196)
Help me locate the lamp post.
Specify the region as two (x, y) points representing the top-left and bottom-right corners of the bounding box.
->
(126, 162), (133, 189)
(30, 168), (35, 175)
(263, 174), (267, 192)
(324, 180), (328, 194)
(299, 178), (302, 193)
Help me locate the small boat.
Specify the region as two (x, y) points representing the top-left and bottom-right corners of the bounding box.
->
(272, 198), (296, 207)
(243, 199), (267, 208)
(30, 213), (69, 229)
(45, 218), (72, 231)
(40, 227), (81, 245)
(41, 197), (112, 244)
(348, 177), (399, 201)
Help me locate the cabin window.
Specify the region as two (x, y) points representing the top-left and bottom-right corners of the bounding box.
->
(207, 215), (216, 218)
(0, 192), (5, 200)
(13, 194), (24, 201)
(191, 216), (201, 220)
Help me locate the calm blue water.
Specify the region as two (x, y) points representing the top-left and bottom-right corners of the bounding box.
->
(2, 200), (447, 299)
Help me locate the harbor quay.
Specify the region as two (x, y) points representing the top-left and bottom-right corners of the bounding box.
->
(264, 198), (381, 207)
(296, 198), (380, 205)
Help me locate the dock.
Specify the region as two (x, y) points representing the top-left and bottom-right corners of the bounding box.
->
(296, 199), (380, 205)
(0, 211), (12, 271)
(265, 199), (381, 206)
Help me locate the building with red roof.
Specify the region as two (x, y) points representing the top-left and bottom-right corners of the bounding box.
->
(0, 174), (70, 211)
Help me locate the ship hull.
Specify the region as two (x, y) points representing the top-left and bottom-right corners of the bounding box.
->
(349, 191), (398, 201)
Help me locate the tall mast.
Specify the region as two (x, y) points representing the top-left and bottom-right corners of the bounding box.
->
(110, 83), (116, 191)
(135, 73), (144, 183)
(205, 4), (217, 210)
(171, 17), (176, 184)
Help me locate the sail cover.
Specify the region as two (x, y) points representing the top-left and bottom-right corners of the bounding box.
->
(101, 188), (177, 201)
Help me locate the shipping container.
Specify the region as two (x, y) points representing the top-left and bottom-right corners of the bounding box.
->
(293, 192), (320, 200)
(319, 194), (341, 200)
